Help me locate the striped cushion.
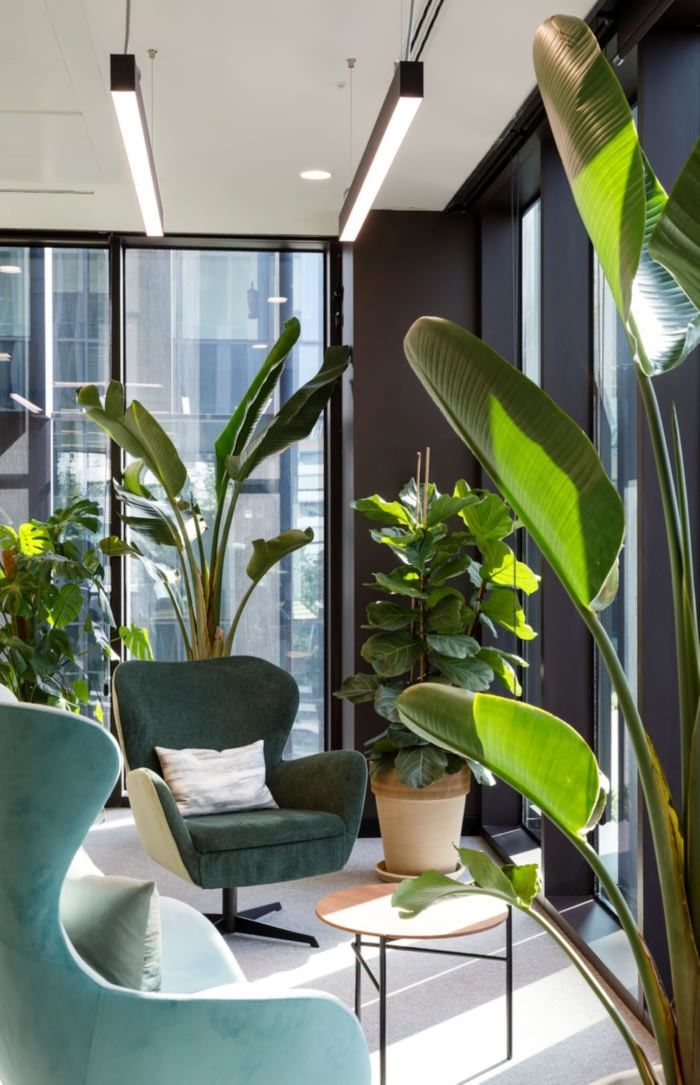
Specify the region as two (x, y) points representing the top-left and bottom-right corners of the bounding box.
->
(155, 740), (278, 817)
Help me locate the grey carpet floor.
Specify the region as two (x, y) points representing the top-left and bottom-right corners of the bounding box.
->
(85, 812), (658, 1085)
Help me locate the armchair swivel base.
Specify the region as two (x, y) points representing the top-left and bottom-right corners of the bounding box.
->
(205, 888), (319, 947)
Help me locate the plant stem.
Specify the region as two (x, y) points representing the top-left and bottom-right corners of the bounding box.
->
(580, 606), (693, 1084)
(528, 903), (660, 1084)
(637, 368), (696, 809)
(222, 578), (257, 654)
(210, 480), (242, 646)
(566, 827), (680, 1084)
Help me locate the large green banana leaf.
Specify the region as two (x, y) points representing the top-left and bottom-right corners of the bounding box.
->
(533, 16), (700, 374)
(226, 346), (350, 482)
(650, 139), (700, 312)
(77, 382), (187, 497)
(403, 316), (624, 611)
(213, 318), (301, 496)
(397, 682), (608, 836)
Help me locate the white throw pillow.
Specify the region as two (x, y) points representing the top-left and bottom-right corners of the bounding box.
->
(155, 739), (278, 817)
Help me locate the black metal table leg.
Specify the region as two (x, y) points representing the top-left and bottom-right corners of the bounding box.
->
(354, 934), (362, 1020)
(379, 936), (387, 1085)
(506, 906), (513, 1060)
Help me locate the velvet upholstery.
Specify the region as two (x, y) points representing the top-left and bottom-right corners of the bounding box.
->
(113, 657), (367, 890)
(0, 701), (371, 1085)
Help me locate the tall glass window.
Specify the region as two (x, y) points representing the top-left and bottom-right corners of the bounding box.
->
(124, 248), (326, 755)
(520, 198), (543, 840)
(593, 254), (639, 915)
(0, 245), (111, 719)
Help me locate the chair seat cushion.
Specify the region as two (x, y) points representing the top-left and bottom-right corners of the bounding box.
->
(186, 807), (346, 854)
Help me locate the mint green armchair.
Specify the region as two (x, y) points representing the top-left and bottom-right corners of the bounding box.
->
(0, 700), (371, 1085)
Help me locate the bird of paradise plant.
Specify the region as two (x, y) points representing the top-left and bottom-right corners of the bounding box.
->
(77, 319), (349, 660)
(392, 15), (700, 1085)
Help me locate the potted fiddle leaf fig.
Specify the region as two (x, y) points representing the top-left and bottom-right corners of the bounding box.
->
(0, 498), (150, 716)
(77, 319), (350, 660)
(335, 467), (539, 878)
(392, 15), (699, 1085)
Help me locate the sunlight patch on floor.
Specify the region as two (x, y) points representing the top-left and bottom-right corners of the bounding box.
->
(368, 964), (617, 1085)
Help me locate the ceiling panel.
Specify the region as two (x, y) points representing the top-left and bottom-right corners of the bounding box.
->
(0, 0), (594, 236)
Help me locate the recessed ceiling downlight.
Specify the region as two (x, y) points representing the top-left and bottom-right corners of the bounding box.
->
(0, 265), (22, 274)
(300, 169), (332, 181)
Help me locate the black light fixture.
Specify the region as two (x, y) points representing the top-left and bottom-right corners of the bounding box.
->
(338, 60), (423, 243)
(110, 53), (164, 237)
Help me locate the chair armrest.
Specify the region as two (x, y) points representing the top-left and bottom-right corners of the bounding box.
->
(126, 768), (200, 884)
(158, 896), (244, 993)
(268, 750), (367, 839)
(92, 985), (371, 1085)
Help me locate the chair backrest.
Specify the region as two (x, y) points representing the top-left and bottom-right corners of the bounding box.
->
(113, 656), (300, 774)
(0, 702), (120, 959)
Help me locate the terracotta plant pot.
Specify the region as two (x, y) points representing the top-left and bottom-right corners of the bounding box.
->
(371, 765), (471, 877)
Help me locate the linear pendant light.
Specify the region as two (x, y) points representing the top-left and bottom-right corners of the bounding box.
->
(111, 54), (164, 236)
(339, 60), (423, 243)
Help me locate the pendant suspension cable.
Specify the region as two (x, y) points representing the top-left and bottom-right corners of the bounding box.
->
(123, 0), (131, 53)
(405, 0), (416, 60)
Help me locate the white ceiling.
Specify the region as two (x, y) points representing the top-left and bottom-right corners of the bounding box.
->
(0, 0), (592, 237)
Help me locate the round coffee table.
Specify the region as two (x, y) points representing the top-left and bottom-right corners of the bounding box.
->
(316, 884), (512, 1085)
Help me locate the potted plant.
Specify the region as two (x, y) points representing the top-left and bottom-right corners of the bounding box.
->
(336, 457), (538, 878)
(77, 319), (349, 660)
(0, 498), (149, 716)
(392, 15), (699, 1085)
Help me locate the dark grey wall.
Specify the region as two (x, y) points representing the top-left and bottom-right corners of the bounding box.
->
(342, 209), (480, 829)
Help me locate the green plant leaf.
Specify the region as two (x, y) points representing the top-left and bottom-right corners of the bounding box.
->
(113, 482), (184, 550)
(77, 384), (187, 497)
(533, 16), (644, 320)
(334, 673), (382, 703)
(354, 495), (413, 527)
(481, 541), (540, 595)
(371, 568), (427, 599)
(392, 856), (540, 920)
(246, 527), (313, 582)
(395, 743), (448, 788)
(425, 633), (479, 659)
(649, 139), (700, 311)
(119, 623), (153, 661)
(361, 631), (422, 677)
(476, 647), (523, 697)
(365, 601), (415, 630)
(214, 317), (301, 494)
(404, 316), (624, 612)
(227, 346), (350, 481)
(49, 583), (83, 629)
(426, 494), (478, 527)
(122, 458), (155, 499)
(397, 682), (608, 836)
(374, 683), (403, 723)
(461, 494), (513, 542)
(533, 15), (700, 374)
(72, 677), (90, 704)
(481, 588), (536, 640)
(429, 552), (471, 586)
(459, 847), (540, 905)
(18, 522), (50, 556)
(430, 654), (494, 691)
(425, 594), (465, 634)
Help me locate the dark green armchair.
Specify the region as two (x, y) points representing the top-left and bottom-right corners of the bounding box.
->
(113, 656), (367, 946)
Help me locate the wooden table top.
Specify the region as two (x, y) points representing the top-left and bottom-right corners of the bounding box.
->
(316, 883), (508, 940)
